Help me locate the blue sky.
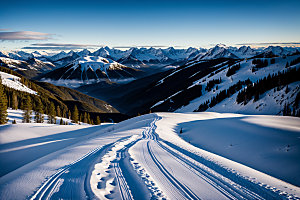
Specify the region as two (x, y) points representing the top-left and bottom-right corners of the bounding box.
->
(1, 0), (300, 51)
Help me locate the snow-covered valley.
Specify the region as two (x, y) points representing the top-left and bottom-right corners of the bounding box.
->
(0, 110), (299, 199)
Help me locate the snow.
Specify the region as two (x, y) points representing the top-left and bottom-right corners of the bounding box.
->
(0, 71), (37, 95)
(155, 112), (300, 197)
(1, 110), (300, 199)
(74, 56), (124, 72)
(175, 55), (300, 113)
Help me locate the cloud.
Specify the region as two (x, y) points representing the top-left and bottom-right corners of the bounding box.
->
(236, 42), (300, 46)
(0, 29), (10, 31)
(23, 43), (105, 50)
(0, 31), (53, 41)
(22, 46), (89, 50)
(30, 43), (104, 47)
(112, 45), (170, 49)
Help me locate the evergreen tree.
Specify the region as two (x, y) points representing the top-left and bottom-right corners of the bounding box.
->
(62, 107), (67, 118)
(0, 79), (8, 124)
(60, 118), (63, 125)
(72, 105), (79, 123)
(12, 119), (16, 124)
(285, 62), (290, 68)
(68, 110), (71, 119)
(48, 102), (56, 124)
(22, 96), (32, 123)
(96, 116), (101, 125)
(83, 112), (87, 123)
(12, 91), (18, 110)
(56, 105), (61, 117)
(285, 85), (289, 94)
(80, 113), (83, 122)
(87, 113), (91, 124)
(35, 98), (44, 123)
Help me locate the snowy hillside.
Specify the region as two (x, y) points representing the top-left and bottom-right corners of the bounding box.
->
(175, 55), (300, 114)
(0, 71), (37, 95)
(0, 112), (299, 199)
(0, 56), (56, 79)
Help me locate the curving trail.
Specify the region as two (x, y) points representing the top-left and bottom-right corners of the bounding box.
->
(128, 116), (285, 200)
(26, 114), (298, 200)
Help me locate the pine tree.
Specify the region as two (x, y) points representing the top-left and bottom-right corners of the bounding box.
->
(68, 110), (71, 119)
(96, 116), (101, 125)
(60, 118), (63, 125)
(87, 113), (91, 124)
(12, 91), (18, 110)
(80, 113), (83, 122)
(35, 98), (44, 123)
(285, 85), (289, 94)
(0, 79), (8, 124)
(22, 96), (32, 123)
(285, 62), (290, 68)
(72, 105), (79, 123)
(12, 119), (16, 124)
(83, 112), (87, 123)
(56, 105), (61, 117)
(48, 102), (56, 124)
(62, 107), (67, 118)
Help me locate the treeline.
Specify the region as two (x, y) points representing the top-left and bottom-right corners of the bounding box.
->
(252, 59), (269, 72)
(205, 78), (222, 92)
(226, 64), (240, 76)
(290, 56), (300, 66)
(195, 79), (252, 112)
(2, 83), (102, 125)
(237, 67), (300, 104)
(0, 67), (104, 125)
(236, 67), (300, 116)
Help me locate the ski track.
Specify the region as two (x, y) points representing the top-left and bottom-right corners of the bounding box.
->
(28, 115), (298, 200)
(128, 116), (291, 200)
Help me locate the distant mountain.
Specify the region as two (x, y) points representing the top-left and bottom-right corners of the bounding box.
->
(1, 45), (300, 82)
(78, 54), (300, 117)
(40, 56), (143, 84)
(0, 57), (56, 79)
(195, 45), (240, 60)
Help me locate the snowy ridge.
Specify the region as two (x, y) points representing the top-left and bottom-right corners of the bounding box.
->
(73, 56), (126, 73)
(0, 71), (37, 95)
(1, 46), (299, 64)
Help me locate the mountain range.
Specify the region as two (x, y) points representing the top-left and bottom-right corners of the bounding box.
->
(1, 45), (299, 117)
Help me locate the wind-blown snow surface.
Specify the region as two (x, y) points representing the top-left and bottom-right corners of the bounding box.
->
(0, 112), (299, 199)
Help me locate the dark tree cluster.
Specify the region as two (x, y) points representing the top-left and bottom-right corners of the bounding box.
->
(226, 64), (240, 77)
(0, 78), (8, 124)
(236, 67), (300, 116)
(195, 79), (252, 112)
(290, 56), (300, 66)
(270, 58), (276, 64)
(205, 78), (222, 92)
(252, 59), (268, 72)
(0, 66), (104, 125)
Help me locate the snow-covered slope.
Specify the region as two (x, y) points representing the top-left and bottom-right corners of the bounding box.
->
(0, 71), (37, 95)
(175, 55), (300, 114)
(41, 55), (141, 85)
(0, 112), (299, 199)
(0, 56), (57, 79)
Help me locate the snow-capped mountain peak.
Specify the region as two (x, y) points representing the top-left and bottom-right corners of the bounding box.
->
(73, 56), (125, 72)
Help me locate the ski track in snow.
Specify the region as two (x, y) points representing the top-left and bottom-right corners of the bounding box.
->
(128, 116), (291, 200)
(1, 113), (299, 199)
